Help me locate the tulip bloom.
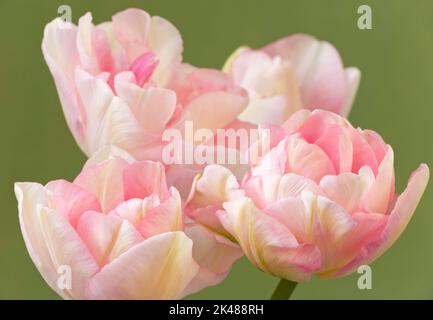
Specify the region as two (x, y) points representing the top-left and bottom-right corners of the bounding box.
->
(42, 9), (248, 161)
(223, 34), (361, 125)
(15, 147), (241, 299)
(187, 110), (429, 282)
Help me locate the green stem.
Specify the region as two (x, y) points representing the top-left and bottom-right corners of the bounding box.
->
(270, 279), (298, 300)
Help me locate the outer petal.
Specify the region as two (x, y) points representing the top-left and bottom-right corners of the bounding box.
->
(364, 164), (429, 263)
(76, 13), (114, 75)
(148, 16), (183, 85)
(220, 198), (321, 281)
(42, 18), (84, 145)
(112, 8), (151, 63)
(38, 206), (98, 299)
(340, 67), (361, 117)
(262, 34), (348, 114)
(363, 148), (395, 214)
(16, 183), (98, 299)
(15, 183), (55, 282)
(183, 224), (243, 295)
(86, 232), (199, 299)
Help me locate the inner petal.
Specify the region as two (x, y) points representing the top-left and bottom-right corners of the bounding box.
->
(129, 51), (159, 87)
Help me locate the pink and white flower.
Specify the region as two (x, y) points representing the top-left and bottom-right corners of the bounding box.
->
(187, 110), (429, 281)
(42, 8), (248, 162)
(15, 147), (241, 299)
(223, 34), (361, 125)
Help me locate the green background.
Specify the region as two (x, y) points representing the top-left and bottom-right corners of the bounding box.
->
(1, 0), (432, 299)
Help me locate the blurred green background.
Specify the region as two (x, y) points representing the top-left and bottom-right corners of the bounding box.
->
(0, 0), (432, 299)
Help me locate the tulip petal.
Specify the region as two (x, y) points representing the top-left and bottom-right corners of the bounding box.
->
(137, 188), (183, 238)
(340, 67), (361, 117)
(77, 211), (143, 267)
(122, 161), (169, 201)
(38, 206), (99, 299)
(220, 198), (320, 281)
(74, 156), (128, 212)
(365, 164), (429, 263)
(363, 148), (395, 214)
(183, 224), (243, 295)
(86, 232), (199, 299)
(42, 18), (84, 146)
(112, 9), (151, 63)
(114, 73), (177, 134)
(45, 180), (101, 227)
(75, 68), (146, 157)
(262, 34), (347, 114)
(148, 16), (183, 84)
(286, 137), (336, 182)
(76, 12), (114, 75)
(320, 168), (374, 213)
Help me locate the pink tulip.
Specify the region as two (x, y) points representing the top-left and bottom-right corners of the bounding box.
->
(187, 110), (429, 281)
(42, 9), (248, 161)
(223, 34), (361, 125)
(15, 147), (242, 299)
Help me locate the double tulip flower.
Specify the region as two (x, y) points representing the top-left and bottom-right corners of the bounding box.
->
(15, 8), (428, 299)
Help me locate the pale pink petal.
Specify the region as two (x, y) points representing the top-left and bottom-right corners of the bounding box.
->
(314, 123), (353, 173)
(220, 198), (320, 281)
(362, 129), (388, 165)
(365, 164), (429, 263)
(112, 8), (151, 62)
(42, 18), (84, 146)
(86, 232), (199, 299)
(74, 157), (129, 212)
(76, 13), (114, 75)
(286, 136), (336, 182)
(242, 173), (281, 208)
(277, 173), (323, 199)
(148, 16), (183, 85)
(76, 211), (143, 267)
(350, 128), (379, 175)
(15, 183), (56, 284)
(188, 164), (242, 209)
(230, 50), (302, 125)
(173, 91), (247, 134)
(83, 145), (136, 170)
(45, 180), (101, 227)
(238, 96), (299, 126)
(301, 192), (356, 273)
(264, 197), (311, 243)
(363, 148), (395, 213)
(122, 161), (169, 201)
(37, 206), (99, 299)
(262, 34), (348, 114)
(114, 72), (177, 134)
(322, 212), (388, 278)
(183, 224), (243, 295)
(340, 67), (361, 117)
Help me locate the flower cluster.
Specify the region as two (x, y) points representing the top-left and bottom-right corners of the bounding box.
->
(15, 8), (428, 299)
